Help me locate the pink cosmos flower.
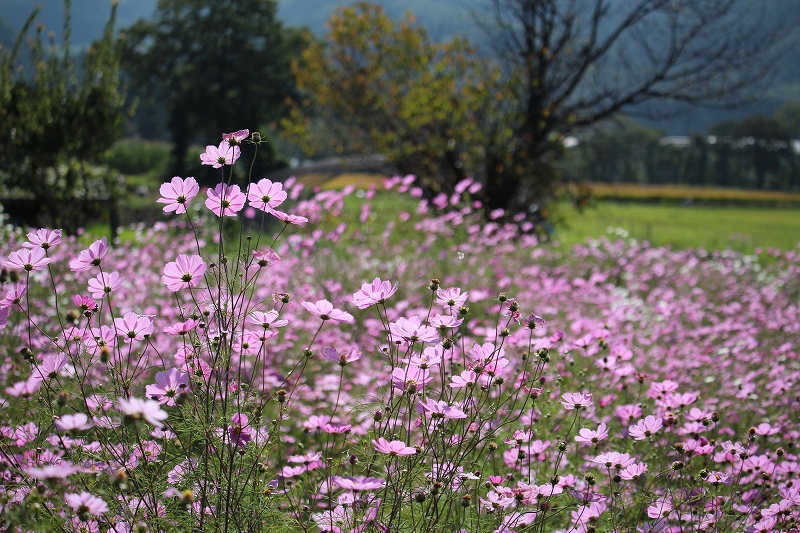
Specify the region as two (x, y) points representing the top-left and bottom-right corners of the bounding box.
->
(200, 141), (240, 168)
(6, 248), (52, 272)
(64, 491), (109, 517)
(69, 237), (109, 272)
(302, 299), (354, 323)
(222, 129), (249, 145)
(619, 462), (648, 481)
(118, 397), (168, 427)
(428, 313), (463, 332)
(561, 392), (594, 410)
(391, 366), (431, 393)
(247, 178), (287, 212)
(450, 369), (477, 389)
(593, 451), (636, 469)
(205, 183), (246, 217)
(247, 310), (288, 330)
(162, 254), (207, 291)
(32, 353), (68, 380)
(332, 476), (385, 491)
(321, 346), (362, 366)
(252, 248), (281, 267)
(320, 423), (352, 434)
(114, 312), (155, 343)
(23, 462), (80, 480)
(229, 412), (253, 447)
(22, 228), (62, 250)
(54, 413), (94, 432)
(629, 415), (663, 441)
(270, 210), (308, 225)
(574, 423), (609, 445)
(388, 316), (439, 344)
(145, 368), (189, 406)
(416, 398), (467, 420)
(435, 287), (469, 310)
(0, 282), (26, 308)
(157, 176), (200, 214)
(87, 271), (123, 299)
(0, 306), (8, 330)
(372, 437), (416, 456)
(352, 277), (398, 309)
(163, 319), (200, 336)
(232, 331), (263, 355)
(72, 294), (98, 312)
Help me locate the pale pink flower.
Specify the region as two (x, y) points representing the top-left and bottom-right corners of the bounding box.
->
(145, 368), (189, 406)
(22, 228), (62, 250)
(302, 299), (354, 323)
(69, 237), (109, 272)
(87, 271), (123, 298)
(574, 423), (609, 445)
(200, 141), (240, 168)
(6, 248), (52, 272)
(222, 129), (249, 145)
(321, 346), (362, 366)
(65, 491), (109, 517)
(114, 312), (155, 343)
(435, 287), (469, 309)
(163, 319), (200, 336)
(388, 316), (439, 344)
(450, 369), (477, 389)
(416, 398), (467, 419)
(352, 277), (398, 309)
(561, 392), (593, 410)
(331, 476), (385, 491)
(118, 397), (168, 427)
(372, 437), (416, 456)
(162, 254), (207, 291)
(55, 413), (94, 432)
(205, 184), (246, 217)
(247, 310), (288, 329)
(270, 210), (308, 225)
(629, 415), (663, 441)
(157, 176), (199, 214)
(247, 179), (287, 212)
(619, 462), (648, 480)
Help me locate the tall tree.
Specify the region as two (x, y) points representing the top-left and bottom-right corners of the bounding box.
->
(120, 0), (306, 177)
(479, 0), (788, 213)
(0, 1), (126, 233)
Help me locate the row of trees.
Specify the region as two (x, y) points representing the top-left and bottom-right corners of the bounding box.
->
(565, 107), (800, 192)
(1, 0), (792, 228)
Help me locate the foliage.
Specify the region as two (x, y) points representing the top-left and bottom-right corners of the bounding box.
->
(281, 3), (509, 199)
(0, 1), (126, 233)
(120, 0), (307, 179)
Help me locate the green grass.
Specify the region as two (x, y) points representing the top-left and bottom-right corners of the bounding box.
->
(554, 201), (800, 253)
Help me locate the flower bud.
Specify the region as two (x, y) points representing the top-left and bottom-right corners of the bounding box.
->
(429, 279), (440, 291)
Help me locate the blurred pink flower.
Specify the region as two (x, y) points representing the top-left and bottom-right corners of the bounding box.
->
(118, 397), (168, 427)
(65, 491), (109, 517)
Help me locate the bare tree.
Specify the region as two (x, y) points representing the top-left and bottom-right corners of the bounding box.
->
(476, 0), (791, 214)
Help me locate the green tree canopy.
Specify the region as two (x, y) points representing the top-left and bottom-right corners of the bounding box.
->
(0, 1), (125, 233)
(120, 0), (306, 179)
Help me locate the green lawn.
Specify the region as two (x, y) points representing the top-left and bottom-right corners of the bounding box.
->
(554, 201), (800, 253)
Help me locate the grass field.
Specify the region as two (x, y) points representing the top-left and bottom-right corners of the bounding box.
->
(553, 201), (800, 253)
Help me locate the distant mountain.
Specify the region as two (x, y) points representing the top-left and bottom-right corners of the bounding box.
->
(2, 0), (800, 135)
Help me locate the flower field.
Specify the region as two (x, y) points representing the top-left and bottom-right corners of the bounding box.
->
(1, 132), (798, 533)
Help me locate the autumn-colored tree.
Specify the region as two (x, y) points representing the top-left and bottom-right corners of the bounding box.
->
(280, 2), (509, 197)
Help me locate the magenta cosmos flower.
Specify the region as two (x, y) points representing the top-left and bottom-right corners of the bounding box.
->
(247, 178), (287, 212)
(352, 277), (398, 309)
(302, 299), (354, 323)
(162, 254), (207, 291)
(157, 176), (199, 214)
(64, 491), (109, 517)
(6, 248), (52, 272)
(118, 397), (168, 427)
(200, 141), (240, 168)
(22, 228), (62, 250)
(69, 237), (108, 272)
(114, 311), (155, 343)
(372, 437), (416, 456)
(146, 368), (189, 406)
(205, 183), (246, 217)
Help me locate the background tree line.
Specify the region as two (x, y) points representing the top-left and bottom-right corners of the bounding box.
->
(1, 0), (796, 231)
